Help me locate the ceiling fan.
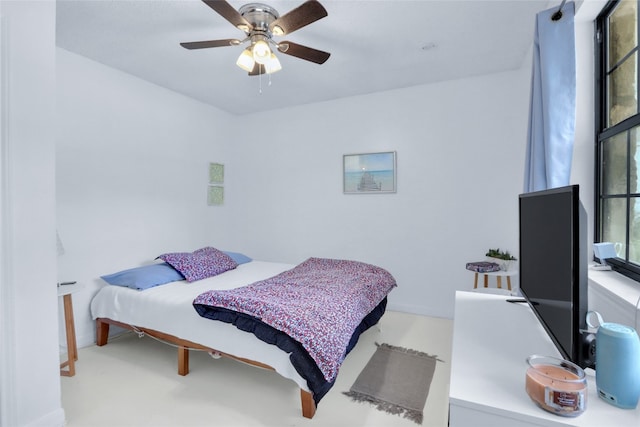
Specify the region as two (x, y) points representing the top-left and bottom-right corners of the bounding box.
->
(180, 0), (330, 76)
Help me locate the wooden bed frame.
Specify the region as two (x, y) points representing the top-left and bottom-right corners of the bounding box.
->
(95, 317), (316, 419)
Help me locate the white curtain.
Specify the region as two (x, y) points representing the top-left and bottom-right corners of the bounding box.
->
(523, 1), (576, 192)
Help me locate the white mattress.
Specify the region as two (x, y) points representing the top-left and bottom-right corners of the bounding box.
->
(90, 260), (309, 391)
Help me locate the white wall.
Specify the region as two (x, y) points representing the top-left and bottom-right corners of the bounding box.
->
(56, 48), (238, 348)
(57, 49), (531, 350)
(0, 1), (64, 426)
(50, 1), (640, 424)
(0, 1), (612, 425)
(222, 69), (531, 318)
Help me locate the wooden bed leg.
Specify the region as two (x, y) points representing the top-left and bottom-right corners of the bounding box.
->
(178, 346), (189, 376)
(300, 389), (316, 419)
(96, 319), (110, 346)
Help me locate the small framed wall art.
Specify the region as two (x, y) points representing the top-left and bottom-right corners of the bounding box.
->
(207, 162), (224, 206)
(209, 162), (224, 184)
(207, 185), (224, 206)
(343, 151), (396, 194)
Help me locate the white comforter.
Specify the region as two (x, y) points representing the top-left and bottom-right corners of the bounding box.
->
(90, 261), (309, 390)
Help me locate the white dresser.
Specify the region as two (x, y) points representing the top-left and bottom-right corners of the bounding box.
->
(449, 291), (640, 426)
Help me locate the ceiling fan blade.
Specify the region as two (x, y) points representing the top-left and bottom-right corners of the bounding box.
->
(202, 0), (252, 31)
(277, 41), (330, 64)
(180, 39), (241, 50)
(269, 0), (327, 36)
(248, 63), (266, 76)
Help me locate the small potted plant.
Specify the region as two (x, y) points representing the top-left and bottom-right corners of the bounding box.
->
(486, 248), (517, 271)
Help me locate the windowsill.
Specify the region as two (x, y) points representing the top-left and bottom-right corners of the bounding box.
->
(588, 266), (640, 329)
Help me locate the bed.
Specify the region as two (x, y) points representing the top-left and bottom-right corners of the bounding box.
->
(90, 250), (396, 419)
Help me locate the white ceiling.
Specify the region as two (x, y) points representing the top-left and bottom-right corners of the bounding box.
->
(56, 0), (557, 115)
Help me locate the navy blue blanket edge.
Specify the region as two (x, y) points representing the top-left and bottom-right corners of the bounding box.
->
(193, 297), (387, 406)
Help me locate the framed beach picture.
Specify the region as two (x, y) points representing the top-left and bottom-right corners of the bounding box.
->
(343, 151), (396, 194)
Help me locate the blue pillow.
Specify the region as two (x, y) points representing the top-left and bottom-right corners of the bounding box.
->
(223, 251), (252, 265)
(101, 263), (184, 290)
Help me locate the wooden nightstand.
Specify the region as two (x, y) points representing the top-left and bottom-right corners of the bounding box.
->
(58, 282), (82, 377)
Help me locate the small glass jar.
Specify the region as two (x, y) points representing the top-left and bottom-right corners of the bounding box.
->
(525, 355), (587, 417)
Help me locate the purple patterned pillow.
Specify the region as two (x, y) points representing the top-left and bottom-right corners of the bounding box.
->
(157, 247), (238, 282)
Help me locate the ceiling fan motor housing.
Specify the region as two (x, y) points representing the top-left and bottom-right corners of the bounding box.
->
(238, 3), (279, 34)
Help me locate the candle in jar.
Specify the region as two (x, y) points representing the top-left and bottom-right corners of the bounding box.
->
(525, 356), (587, 417)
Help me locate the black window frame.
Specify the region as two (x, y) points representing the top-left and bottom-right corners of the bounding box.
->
(595, 0), (640, 283)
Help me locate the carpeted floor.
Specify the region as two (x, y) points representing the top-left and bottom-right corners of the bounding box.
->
(60, 311), (452, 427)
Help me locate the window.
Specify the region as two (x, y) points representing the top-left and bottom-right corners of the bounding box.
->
(596, 0), (640, 281)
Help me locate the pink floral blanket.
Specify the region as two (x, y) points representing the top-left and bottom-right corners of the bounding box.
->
(192, 257), (397, 381)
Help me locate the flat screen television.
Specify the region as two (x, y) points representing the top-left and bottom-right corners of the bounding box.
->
(519, 184), (595, 369)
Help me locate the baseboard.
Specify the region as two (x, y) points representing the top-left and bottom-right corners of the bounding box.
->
(77, 329), (98, 349)
(387, 301), (452, 319)
(60, 325), (127, 352)
(24, 407), (65, 427)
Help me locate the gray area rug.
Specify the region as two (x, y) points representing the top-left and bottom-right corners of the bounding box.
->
(343, 342), (439, 424)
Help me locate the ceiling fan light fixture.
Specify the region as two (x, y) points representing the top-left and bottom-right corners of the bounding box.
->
(181, 0), (331, 77)
(236, 48), (255, 72)
(264, 53), (282, 74)
(236, 24), (251, 33)
(252, 39), (271, 64)
(277, 42), (290, 53)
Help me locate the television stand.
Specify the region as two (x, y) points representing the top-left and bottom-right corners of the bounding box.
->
(449, 291), (639, 426)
